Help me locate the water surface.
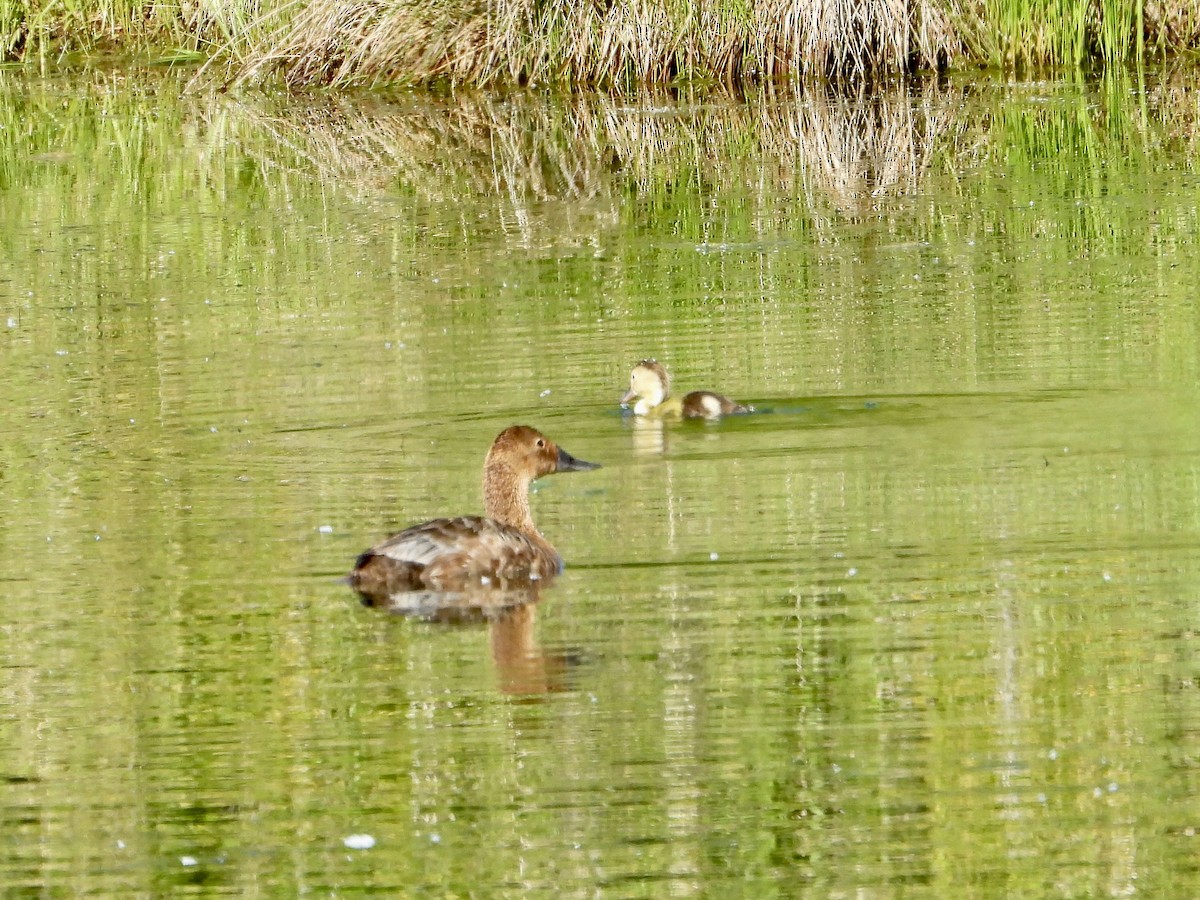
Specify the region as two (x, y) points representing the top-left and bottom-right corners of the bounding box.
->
(1, 68), (1199, 895)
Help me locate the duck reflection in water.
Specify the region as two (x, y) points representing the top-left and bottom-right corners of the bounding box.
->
(490, 601), (581, 696)
(365, 586), (579, 695)
(350, 424), (600, 603)
(364, 585), (576, 696)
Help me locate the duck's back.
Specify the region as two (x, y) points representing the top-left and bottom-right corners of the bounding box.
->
(680, 390), (749, 419)
(350, 516), (563, 601)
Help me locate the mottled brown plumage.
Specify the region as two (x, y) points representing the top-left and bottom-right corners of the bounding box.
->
(350, 426), (599, 604)
(620, 359), (749, 419)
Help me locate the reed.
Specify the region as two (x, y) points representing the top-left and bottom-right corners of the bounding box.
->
(230, 0), (961, 88)
(980, 0), (1151, 68)
(0, 0), (263, 61)
(2, 0), (1198, 84)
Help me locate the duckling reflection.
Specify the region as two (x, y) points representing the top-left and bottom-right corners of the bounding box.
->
(350, 425), (600, 603)
(620, 359), (750, 419)
(629, 415), (667, 456)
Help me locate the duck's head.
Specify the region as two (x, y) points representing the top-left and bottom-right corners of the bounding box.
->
(487, 425), (601, 485)
(620, 359), (670, 415)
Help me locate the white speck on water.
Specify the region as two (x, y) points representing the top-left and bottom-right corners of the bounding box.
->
(432, 277), (440, 284)
(6, 317), (15, 328)
(540, 389), (552, 397)
(1108, 782), (1118, 792)
(55, 349), (68, 356)
(116, 840), (125, 849)
(94, 535), (101, 541)
(833, 552), (845, 559)
(384, 341), (392, 349)
(1063, 447), (1069, 453)
(129, 419), (136, 424)
(180, 856), (198, 867)
(847, 567), (858, 577)
(318, 525), (334, 534)
(429, 834), (441, 844)
(343, 834), (375, 850)
(1102, 572), (1112, 582)
(210, 426), (217, 433)
(1048, 748), (1058, 760)
(709, 552), (719, 561)
(1037, 793), (1047, 803)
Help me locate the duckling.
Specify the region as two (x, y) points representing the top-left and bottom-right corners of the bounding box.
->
(350, 425), (599, 603)
(620, 359), (749, 419)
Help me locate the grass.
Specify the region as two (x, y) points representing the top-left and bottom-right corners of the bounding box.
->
(229, 0), (962, 88)
(0, 0), (1195, 86)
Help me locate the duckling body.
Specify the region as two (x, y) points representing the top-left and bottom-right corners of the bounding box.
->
(350, 426), (599, 603)
(621, 359), (749, 419)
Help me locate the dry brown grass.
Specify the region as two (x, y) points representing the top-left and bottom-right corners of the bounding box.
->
(7, 0), (1199, 83)
(230, 0), (962, 89)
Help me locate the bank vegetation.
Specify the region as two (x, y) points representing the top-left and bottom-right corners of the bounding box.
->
(2, 0), (1199, 87)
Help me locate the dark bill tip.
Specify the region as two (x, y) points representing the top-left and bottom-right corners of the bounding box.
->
(556, 447), (601, 472)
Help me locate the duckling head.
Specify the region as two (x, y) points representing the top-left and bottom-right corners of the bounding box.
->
(620, 359), (670, 415)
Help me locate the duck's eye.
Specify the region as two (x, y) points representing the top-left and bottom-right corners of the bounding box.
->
(536, 439), (545, 447)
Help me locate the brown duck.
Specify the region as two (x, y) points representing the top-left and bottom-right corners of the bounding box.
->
(350, 425), (600, 603)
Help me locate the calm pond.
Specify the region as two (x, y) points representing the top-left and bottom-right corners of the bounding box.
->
(1, 66), (1199, 895)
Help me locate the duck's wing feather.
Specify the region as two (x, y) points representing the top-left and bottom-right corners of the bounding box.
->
(351, 516), (563, 600)
(367, 516), (499, 566)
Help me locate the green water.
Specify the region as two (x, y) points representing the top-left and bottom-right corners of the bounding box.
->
(2, 68), (1199, 895)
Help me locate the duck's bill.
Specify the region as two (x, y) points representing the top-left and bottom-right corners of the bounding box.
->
(619, 389), (637, 405)
(556, 447), (601, 472)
